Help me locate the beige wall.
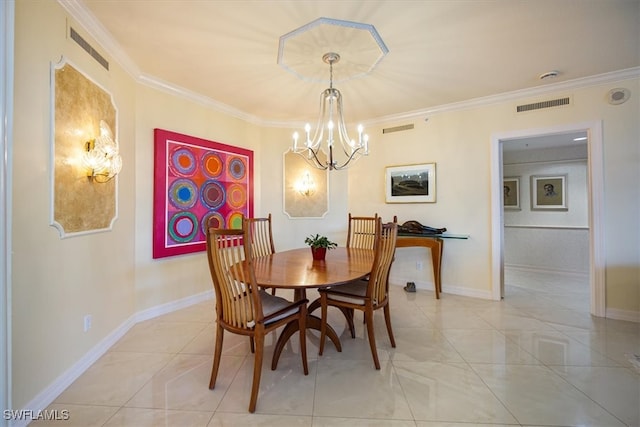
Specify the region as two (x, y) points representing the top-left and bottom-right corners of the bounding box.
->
(11, 0), (639, 412)
(13, 1), (137, 408)
(351, 82), (639, 309)
(132, 85), (262, 312)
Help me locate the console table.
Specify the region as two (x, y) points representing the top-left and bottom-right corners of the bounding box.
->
(394, 217), (469, 299)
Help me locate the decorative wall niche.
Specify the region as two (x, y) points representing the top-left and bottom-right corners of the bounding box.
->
(50, 59), (118, 237)
(283, 150), (329, 218)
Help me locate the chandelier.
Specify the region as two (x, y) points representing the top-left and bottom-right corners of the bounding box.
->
(291, 52), (369, 171)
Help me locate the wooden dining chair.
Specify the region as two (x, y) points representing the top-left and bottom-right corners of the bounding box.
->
(244, 214), (275, 258)
(244, 214), (277, 294)
(206, 226), (309, 413)
(345, 213), (379, 324)
(346, 213), (379, 250)
(318, 219), (398, 370)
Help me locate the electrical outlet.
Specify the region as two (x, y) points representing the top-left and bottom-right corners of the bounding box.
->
(83, 315), (92, 332)
(416, 261), (424, 270)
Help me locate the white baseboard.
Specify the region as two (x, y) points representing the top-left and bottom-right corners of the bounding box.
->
(14, 290), (214, 427)
(135, 289), (213, 322)
(442, 284), (494, 300)
(390, 280), (494, 300)
(606, 307), (640, 323)
(11, 314), (136, 427)
(505, 263), (589, 278)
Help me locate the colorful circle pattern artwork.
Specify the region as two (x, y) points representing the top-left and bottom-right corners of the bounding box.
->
(202, 152), (224, 178)
(226, 183), (247, 209)
(168, 211), (199, 243)
(201, 180), (226, 210)
(202, 211), (224, 232)
(168, 178), (198, 209)
(168, 147), (197, 177)
(161, 138), (252, 252)
(227, 211), (244, 229)
(228, 157), (246, 180)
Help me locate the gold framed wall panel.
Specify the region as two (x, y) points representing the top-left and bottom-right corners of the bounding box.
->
(51, 58), (118, 237)
(283, 150), (329, 219)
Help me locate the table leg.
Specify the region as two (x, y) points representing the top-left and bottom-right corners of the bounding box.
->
(271, 290), (343, 371)
(309, 298), (355, 338)
(396, 236), (444, 299)
(431, 239), (443, 299)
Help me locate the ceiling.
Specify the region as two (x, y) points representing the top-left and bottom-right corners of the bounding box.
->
(71, 0), (639, 127)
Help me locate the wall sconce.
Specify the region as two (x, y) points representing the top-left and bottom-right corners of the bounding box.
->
(295, 171), (316, 197)
(81, 120), (122, 183)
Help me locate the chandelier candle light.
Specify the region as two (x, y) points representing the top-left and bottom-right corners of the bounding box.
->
(292, 52), (369, 170)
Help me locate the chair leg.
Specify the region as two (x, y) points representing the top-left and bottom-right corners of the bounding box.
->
(249, 337), (255, 353)
(248, 332), (264, 413)
(319, 294), (327, 356)
(346, 308), (356, 338)
(383, 304), (396, 348)
(365, 308), (380, 370)
(209, 325), (224, 389)
(299, 306), (309, 375)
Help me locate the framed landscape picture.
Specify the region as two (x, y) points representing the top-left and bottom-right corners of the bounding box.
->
(531, 174), (567, 211)
(385, 163), (436, 203)
(503, 177), (520, 210)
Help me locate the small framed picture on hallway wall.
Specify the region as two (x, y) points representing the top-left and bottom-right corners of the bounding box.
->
(531, 174), (568, 211)
(503, 177), (520, 210)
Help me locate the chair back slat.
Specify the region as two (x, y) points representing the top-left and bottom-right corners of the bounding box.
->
(206, 227), (263, 329)
(245, 214), (275, 258)
(347, 213), (378, 250)
(368, 221), (398, 305)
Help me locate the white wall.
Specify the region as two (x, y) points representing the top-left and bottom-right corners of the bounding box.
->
(505, 227), (589, 274)
(504, 149), (589, 274)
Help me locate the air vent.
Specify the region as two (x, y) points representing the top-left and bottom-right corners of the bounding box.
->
(70, 27), (109, 70)
(516, 97), (570, 113)
(382, 124), (414, 134)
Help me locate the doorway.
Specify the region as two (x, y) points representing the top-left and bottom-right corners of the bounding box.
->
(490, 121), (605, 317)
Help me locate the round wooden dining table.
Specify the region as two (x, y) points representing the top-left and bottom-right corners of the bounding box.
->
(251, 247), (374, 369)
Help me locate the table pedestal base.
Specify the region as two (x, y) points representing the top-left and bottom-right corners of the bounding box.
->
(271, 313), (342, 370)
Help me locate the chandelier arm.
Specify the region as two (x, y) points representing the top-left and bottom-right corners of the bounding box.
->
(296, 147), (329, 170)
(331, 146), (363, 170)
(334, 91), (357, 156)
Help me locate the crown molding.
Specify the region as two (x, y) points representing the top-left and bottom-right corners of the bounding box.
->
(363, 67), (640, 127)
(57, 1), (640, 129)
(137, 74), (263, 125)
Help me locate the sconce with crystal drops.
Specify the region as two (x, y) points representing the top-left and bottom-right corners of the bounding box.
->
(295, 171), (316, 197)
(82, 120), (122, 183)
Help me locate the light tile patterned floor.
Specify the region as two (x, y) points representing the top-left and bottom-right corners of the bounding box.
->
(32, 269), (639, 426)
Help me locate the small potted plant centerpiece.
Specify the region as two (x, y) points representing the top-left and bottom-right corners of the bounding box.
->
(304, 234), (338, 261)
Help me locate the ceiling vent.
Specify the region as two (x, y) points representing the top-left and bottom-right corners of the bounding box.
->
(382, 124), (414, 134)
(516, 97), (570, 113)
(70, 27), (109, 71)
